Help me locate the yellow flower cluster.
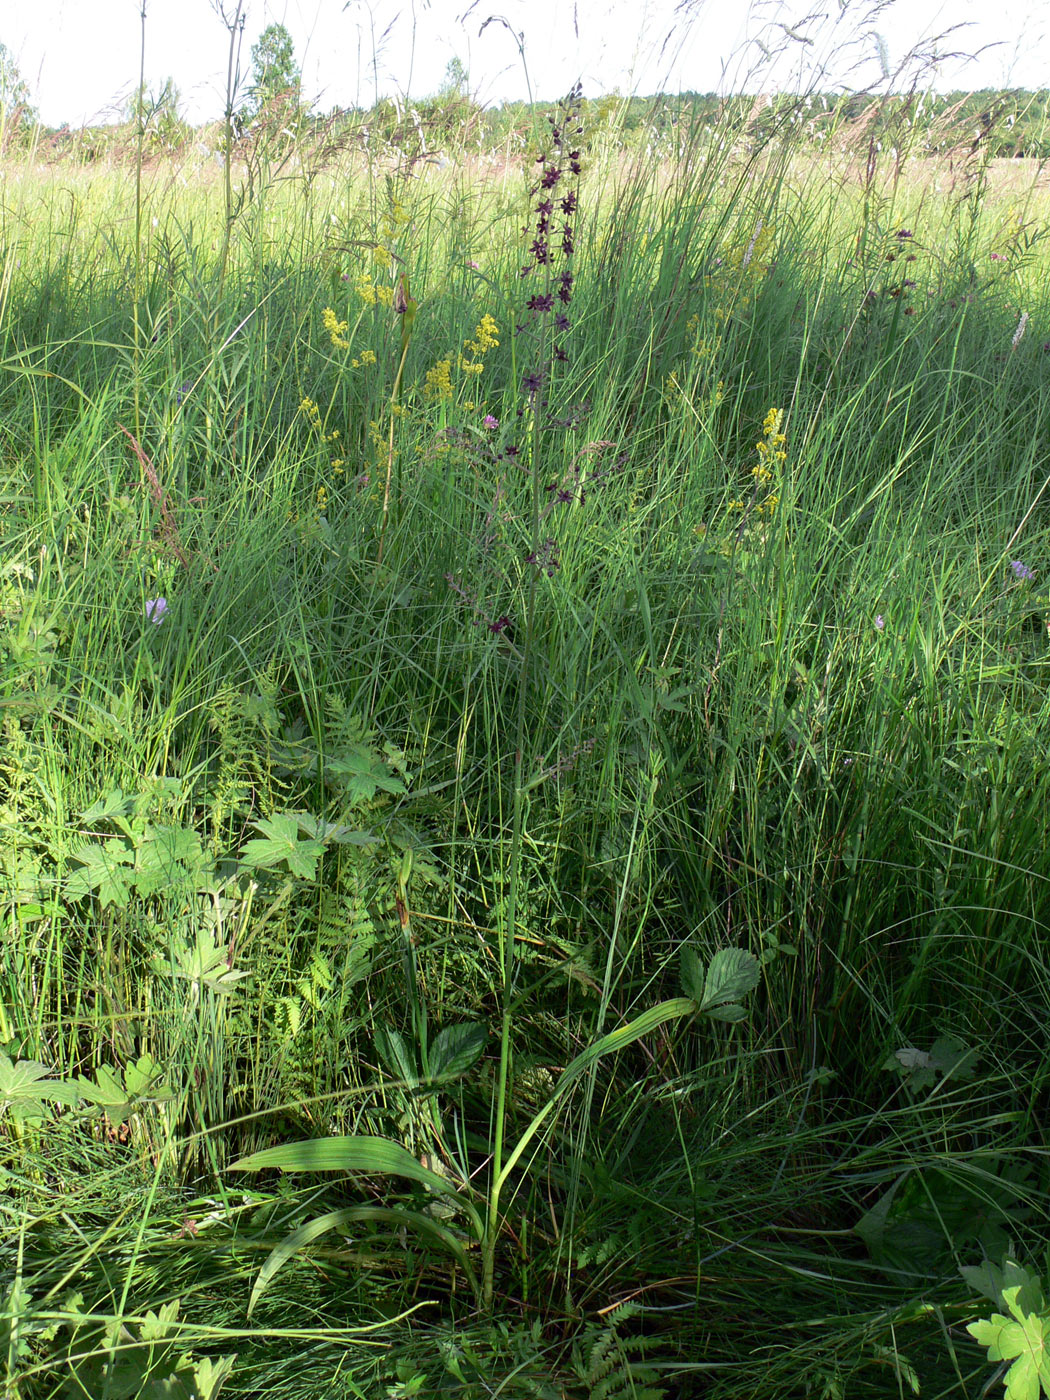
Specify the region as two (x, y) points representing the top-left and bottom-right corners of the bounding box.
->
(459, 314), (500, 376)
(352, 349), (377, 369)
(322, 307), (351, 351)
(425, 357), (454, 402)
(299, 397), (322, 432)
(356, 273), (394, 308)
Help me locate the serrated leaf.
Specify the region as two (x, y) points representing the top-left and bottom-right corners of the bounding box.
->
(65, 841), (135, 908)
(700, 947), (760, 1015)
(375, 1026), (416, 1083)
(680, 945), (704, 1003)
(962, 1259), (1045, 1315)
(428, 1022), (486, 1081)
(239, 813), (325, 879)
(191, 1353), (237, 1399)
(80, 790), (136, 823)
(0, 1053), (80, 1113)
(967, 1286), (1050, 1400)
(703, 1002), (748, 1023)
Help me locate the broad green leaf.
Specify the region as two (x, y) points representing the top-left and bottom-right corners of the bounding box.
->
(151, 929), (250, 995)
(680, 945), (704, 1003)
(65, 841), (135, 908)
(967, 1286), (1050, 1400)
(0, 1053), (80, 1113)
(701, 947), (760, 1014)
(375, 1026), (417, 1085)
(428, 1023), (487, 1081)
(228, 1135), (483, 1238)
(963, 1260), (1045, 1316)
(80, 789), (136, 823)
(703, 1002), (749, 1023)
(325, 748), (406, 803)
(246, 1204), (478, 1317)
(239, 813), (325, 879)
(191, 1354), (237, 1399)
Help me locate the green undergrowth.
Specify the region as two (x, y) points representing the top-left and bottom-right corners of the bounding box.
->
(1, 87), (1050, 1400)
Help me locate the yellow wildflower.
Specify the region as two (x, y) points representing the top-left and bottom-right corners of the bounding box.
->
(425, 358), (453, 402)
(464, 314), (500, 357)
(322, 307), (350, 351)
(299, 397), (322, 432)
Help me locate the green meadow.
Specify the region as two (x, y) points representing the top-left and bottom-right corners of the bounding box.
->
(2, 90), (1050, 1399)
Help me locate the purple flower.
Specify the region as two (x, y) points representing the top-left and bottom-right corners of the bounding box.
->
(555, 313), (571, 333)
(874, 614), (885, 631)
(526, 293), (554, 313)
(521, 371), (544, 395)
(483, 415), (499, 431)
(145, 597), (168, 624)
(1010, 560), (1034, 581)
(488, 615), (512, 635)
(990, 251), (1006, 261)
(895, 229), (913, 240)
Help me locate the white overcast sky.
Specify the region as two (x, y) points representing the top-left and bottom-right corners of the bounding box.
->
(3, 0), (1048, 127)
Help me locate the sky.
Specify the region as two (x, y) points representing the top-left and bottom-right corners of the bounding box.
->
(2, 0), (1048, 129)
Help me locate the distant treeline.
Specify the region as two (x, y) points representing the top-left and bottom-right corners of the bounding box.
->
(16, 86), (1050, 165)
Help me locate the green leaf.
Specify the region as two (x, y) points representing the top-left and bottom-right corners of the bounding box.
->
(80, 789), (137, 823)
(246, 1205), (478, 1317)
(428, 1023), (487, 1082)
(65, 841), (135, 908)
(700, 947), (760, 1016)
(962, 1259), (1045, 1316)
(967, 1286), (1050, 1400)
(151, 928), (251, 995)
(375, 1027), (417, 1085)
(325, 747), (406, 804)
(190, 1354), (237, 1399)
(0, 1053), (80, 1117)
(239, 813), (325, 879)
(228, 1135), (483, 1238)
(680, 945), (704, 1002)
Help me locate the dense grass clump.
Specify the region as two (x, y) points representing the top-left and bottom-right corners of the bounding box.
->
(1, 87), (1049, 1400)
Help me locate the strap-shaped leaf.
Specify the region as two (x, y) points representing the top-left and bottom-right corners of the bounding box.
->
(247, 1205), (478, 1316)
(229, 1136), (482, 1238)
(496, 998), (696, 1191)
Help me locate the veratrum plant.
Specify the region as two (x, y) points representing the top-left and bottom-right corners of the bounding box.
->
(228, 946), (760, 1315)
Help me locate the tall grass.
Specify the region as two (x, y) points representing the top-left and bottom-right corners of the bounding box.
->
(1, 70), (1049, 1400)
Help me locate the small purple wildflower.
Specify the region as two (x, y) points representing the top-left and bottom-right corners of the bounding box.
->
(483, 415), (499, 431)
(990, 251), (1006, 261)
(488, 615), (512, 635)
(526, 293), (555, 313)
(145, 597), (168, 625)
(895, 229), (913, 240)
(874, 614), (885, 630)
(526, 538), (561, 576)
(521, 370), (544, 395)
(176, 382), (193, 406)
(1010, 560), (1034, 581)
